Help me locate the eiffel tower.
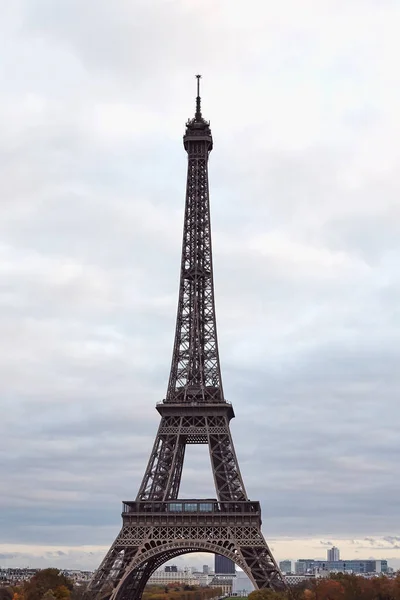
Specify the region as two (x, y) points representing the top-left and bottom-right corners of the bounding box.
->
(87, 76), (286, 600)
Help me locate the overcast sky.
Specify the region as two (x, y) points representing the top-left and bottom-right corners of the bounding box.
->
(1, 0), (400, 573)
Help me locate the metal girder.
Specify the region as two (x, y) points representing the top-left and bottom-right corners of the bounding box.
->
(136, 408), (247, 502)
(166, 130), (223, 405)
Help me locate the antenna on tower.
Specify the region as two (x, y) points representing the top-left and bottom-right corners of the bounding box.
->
(195, 74), (202, 119)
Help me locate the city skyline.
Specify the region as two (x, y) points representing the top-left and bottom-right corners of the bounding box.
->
(1, 539), (399, 571)
(0, 552), (395, 574)
(0, 0), (400, 575)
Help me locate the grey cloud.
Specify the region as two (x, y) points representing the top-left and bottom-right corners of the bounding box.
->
(384, 537), (400, 545)
(319, 541), (333, 546)
(1, 0), (400, 570)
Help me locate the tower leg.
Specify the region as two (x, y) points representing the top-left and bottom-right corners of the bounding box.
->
(136, 417), (186, 501)
(207, 415), (247, 502)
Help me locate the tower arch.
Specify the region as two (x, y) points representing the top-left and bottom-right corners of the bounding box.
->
(110, 544), (252, 600)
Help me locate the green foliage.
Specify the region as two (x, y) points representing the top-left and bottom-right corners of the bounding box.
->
(249, 588), (288, 600)
(143, 584), (222, 600)
(41, 591), (57, 600)
(53, 587), (71, 600)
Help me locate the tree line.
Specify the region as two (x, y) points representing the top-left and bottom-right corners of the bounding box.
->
(143, 583), (222, 600)
(248, 573), (400, 600)
(0, 569), (222, 600)
(7, 568), (400, 600)
(0, 569), (74, 600)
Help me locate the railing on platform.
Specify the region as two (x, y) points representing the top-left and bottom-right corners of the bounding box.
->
(122, 499), (260, 515)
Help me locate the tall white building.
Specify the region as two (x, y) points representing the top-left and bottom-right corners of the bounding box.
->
(327, 547), (340, 561)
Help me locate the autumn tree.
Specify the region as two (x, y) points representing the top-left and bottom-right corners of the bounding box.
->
(316, 578), (344, 600)
(289, 581), (309, 600)
(23, 569), (73, 600)
(53, 587), (71, 600)
(41, 591), (57, 600)
(391, 574), (400, 600)
(12, 591), (24, 600)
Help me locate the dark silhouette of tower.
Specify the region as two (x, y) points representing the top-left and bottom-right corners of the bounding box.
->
(87, 76), (286, 600)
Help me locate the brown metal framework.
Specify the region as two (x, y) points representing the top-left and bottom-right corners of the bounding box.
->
(87, 76), (286, 600)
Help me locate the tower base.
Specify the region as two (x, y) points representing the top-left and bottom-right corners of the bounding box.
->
(87, 500), (285, 600)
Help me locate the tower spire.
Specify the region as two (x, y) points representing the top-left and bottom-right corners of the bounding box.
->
(169, 75), (219, 404)
(195, 73), (202, 120)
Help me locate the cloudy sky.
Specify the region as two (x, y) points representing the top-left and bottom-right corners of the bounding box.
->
(1, 0), (400, 573)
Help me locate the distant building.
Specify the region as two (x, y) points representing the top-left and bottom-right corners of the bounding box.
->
(0, 569), (93, 585)
(327, 547), (340, 561)
(202, 565), (209, 574)
(214, 554), (235, 574)
(209, 575), (233, 595)
(295, 560), (314, 575)
(164, 565), (179, 572)
(285, 575), (309, 586)
(149, 569), (199, 585)
(197, 574), (213, 587)
(0, 569), (40, 584)
(61, 570), (93, 583)
(295, 559), (387, 575)
(279, 560), (292, 574)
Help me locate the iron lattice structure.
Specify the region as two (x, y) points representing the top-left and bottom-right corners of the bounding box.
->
(87, 77), (286, 600)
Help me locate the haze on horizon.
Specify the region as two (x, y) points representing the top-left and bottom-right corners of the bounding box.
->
(0, 0), (399, 573)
